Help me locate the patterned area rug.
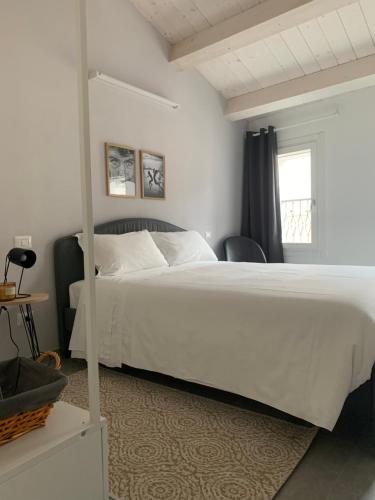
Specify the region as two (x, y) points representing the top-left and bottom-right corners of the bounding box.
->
(62, 368), (317, 500)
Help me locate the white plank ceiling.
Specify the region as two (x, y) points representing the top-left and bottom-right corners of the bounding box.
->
(130, 0), (267, 43)
(130, 0), (375, 113)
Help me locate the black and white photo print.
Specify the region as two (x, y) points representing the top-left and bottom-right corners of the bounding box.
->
(105, 143), (137, 198)
(140, 150), (166, 200)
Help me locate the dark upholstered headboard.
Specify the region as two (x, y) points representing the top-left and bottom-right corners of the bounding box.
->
(54, 217), (184, 356)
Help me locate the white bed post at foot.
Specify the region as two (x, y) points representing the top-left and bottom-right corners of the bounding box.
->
(76, 0), (101, 427)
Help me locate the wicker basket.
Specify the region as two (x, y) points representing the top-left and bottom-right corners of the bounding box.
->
(0, 352), (65, 445)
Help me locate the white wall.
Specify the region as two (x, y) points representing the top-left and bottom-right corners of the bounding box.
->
(249, 87), (375, 265)
(0, 0), (244, 359)
(88, 0), (244, 234)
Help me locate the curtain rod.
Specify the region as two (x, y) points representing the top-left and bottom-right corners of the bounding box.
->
(250, 110), (339, 136)
(89, 71), (180, 110)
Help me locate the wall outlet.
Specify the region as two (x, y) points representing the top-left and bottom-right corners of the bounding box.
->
(14, 235), (32, 249)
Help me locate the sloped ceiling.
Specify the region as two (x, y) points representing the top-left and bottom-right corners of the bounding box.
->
(129, 0), (375, 119)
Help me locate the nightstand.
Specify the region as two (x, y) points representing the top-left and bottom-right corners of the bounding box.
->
(0, 293), (48, 359)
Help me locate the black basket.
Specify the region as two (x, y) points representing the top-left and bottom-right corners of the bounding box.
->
(0, 357), (67, 420)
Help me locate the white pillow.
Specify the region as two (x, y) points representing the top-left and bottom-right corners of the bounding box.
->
(151, 230), (217, 266)
(76, 230), (168, 275)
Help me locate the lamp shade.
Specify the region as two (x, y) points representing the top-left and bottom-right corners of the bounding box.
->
(7, 248), (36, 269)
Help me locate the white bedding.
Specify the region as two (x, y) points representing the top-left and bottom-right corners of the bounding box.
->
(69, 280), (83, 309)
(69, 261), (375, 430)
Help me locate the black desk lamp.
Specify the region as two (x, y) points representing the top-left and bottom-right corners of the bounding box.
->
(3, 248), (37, 298)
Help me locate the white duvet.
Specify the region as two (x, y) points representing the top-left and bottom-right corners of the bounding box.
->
(70, 261), (375, 430)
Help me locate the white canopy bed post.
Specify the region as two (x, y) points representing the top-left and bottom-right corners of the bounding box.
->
(76, 0), (101, 426)
(0, 3), (108, 498)
(75, 0), (109, 497)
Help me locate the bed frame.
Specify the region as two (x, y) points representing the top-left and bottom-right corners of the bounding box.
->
(54, 217), (375, 441)
(54, 217), (184, 356)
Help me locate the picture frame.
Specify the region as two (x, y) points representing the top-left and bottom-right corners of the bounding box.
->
(140, 150), (166, 200)
(105, 142), (137, 198)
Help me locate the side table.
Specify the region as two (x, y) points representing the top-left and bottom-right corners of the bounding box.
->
(0, 293), (48, 359)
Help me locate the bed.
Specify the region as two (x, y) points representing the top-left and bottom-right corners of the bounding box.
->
(54, 217), (375, 432)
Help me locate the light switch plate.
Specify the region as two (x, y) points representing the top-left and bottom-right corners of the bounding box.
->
(14, 235), (32, 249)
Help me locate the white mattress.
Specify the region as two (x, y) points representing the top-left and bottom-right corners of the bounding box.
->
(69, 261), (375, 430)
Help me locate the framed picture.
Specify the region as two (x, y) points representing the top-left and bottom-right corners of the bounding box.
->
(105, 143), (137, 198)
(140, 150), (166, 200)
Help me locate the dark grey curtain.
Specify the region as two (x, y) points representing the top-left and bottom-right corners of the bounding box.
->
(241, 126), (284, 263)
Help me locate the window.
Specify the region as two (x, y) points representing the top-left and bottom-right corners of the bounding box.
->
(277, 142), (317, 248)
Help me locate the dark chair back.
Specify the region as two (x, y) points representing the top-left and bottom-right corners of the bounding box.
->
(224, 236), (267, 263)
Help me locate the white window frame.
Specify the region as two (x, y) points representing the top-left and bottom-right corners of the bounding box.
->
(277, 134), (322, 254)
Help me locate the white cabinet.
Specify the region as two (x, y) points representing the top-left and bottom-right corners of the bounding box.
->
(0, 402), (108, 500)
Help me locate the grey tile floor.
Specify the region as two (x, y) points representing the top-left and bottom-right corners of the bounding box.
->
(277, 382), (375, 500)
(62, 359), (375, 500)
(278, 432), (375, 500)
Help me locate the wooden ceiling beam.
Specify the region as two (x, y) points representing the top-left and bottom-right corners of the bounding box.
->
(170, 0), (358, 69)
(225, 54), (375, 120)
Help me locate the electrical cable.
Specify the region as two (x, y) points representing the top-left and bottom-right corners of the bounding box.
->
(16, 268), (30, 298)
(0, 306), (21, 396)
(3, 255), (10, 284)
(1, 307), (19, 357)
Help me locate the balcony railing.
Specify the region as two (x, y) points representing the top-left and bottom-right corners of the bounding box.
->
(280, 198), (312, 244)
